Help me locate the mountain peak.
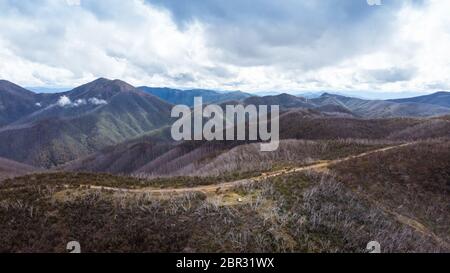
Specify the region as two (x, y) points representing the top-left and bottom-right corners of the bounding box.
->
(91, 77), (110, 83)
(69, 78), (136, 100)
(319, 92), (351, 99)
(278, 93), (298, 98)
(321, 92), (333, 97)
(89, 78), (135, 89)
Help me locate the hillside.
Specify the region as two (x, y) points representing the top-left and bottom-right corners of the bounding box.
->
(61, 128), (175, 174)
(0, 79), (173, 168)
(1, 141), (447, 252)
(0, 80), (40, 127)
(389, 91), (450, 108)
(331, 140), (450, 246)
(313, 104), (356, 117)
(62, 112), (449, 176)
(0, 80), (67, 127)
(387, 117), (450, 140)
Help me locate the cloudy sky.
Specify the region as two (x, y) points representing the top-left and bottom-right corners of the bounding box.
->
(0, 0), (449, 95)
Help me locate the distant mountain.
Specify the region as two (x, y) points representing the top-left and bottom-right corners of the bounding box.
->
(139, 87), (252, 106)
(229, 92), (450, 118)
(311, 93), (450, 118)
(0, 78), (173, 167)
(230, 93), (357, 116)
(389, 91), (450, 108)
(243, 93), (315, 109)
(251, 91), (281, 96)
(294, 92), (324, 99)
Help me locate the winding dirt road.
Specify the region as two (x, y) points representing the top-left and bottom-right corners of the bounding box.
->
(86, 143), (414, 195)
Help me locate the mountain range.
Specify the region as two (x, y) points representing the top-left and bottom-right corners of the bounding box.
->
(240, 92), (450, 118)
(1, 78), (450, 253)
(310, 93), (450, 118)
(389, 91), (450, 108)
(0, 78), (450, 169)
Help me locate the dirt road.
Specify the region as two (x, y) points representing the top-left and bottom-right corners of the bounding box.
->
(86, 143), (414, 195)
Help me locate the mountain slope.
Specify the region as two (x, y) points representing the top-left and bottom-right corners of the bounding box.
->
(331, 140), (450, 246)
(139, 86), (252, 106)
(389, 91), (450, 108)
(0, 80), (40, 127)
(61, 127), (174, 174)
(0, 79), (173, 167)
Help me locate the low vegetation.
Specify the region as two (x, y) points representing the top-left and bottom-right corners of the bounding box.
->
(1, 156), (448, 252)
(331, 140), (450, 244)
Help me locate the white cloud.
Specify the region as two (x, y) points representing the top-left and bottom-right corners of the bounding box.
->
(56, 96), (107, 107)
(0, 0), (449, 94)
(0, 0), (211, 88)
(73, 99), (87, 106)
(57, 96), (72, 107)
(88, 97), (108, 105)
